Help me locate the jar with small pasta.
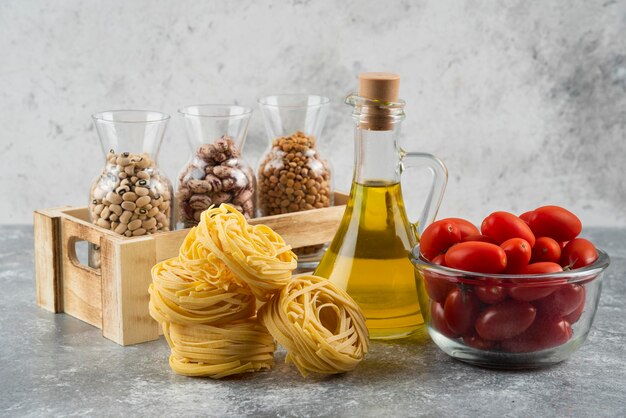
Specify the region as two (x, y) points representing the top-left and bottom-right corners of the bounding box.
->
(176, 105), (255, 228)
(257, 95), (332, 263)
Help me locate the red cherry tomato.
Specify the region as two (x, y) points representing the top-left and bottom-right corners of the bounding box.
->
(519, 211), (536, 224)
(475, 284), (507, 304)
(462, 234), (498, 244)
(500, 238), (532, 272)
(531, 237), (562, 263)
(474, 301), (537, 341)
(444, 288), (481, 336)
(430, 301), (458, 338)
(463, 333), (497, 350)
(534, 284), (585, 319)
(445, 242), (507, 274)
(431, 254), (447, 266)
(561, 238), (598, 269)
(445, 218), (480, 239)
(481, 211), (536, 247)
(423, 272), (454, 303)
(419, 220), (462, 261)
(507, 262), (563, 301)
(501, 319), (572, 353)
(529, 205), (582, 242)
(564, 288), (586, 324)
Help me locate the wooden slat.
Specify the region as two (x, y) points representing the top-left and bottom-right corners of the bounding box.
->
(60, 217), (103, 328)
(249, 205), (346, 248)
(101, 237), (159, 345)
(34, 208), (65, 312)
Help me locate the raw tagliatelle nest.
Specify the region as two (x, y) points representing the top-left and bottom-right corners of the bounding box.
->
(195, 205), (297, 301)
(149, 257), (255, 326)
(258, 274), (369, 377)
(165, 320), (276, 379)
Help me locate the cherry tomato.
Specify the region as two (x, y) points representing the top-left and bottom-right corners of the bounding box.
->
(529, 205), (582, 242)
(500, 319), (572, 353)
(463, 333), (497, 350)
(481, 211), (536, 247)
(431, 254), (447, 266)
(500, 238), (532, 272)
(475, 284), (507, 304)
(423, 272), (454, 303)
(519, 210), (536, 224)
(531, 237), (562, 263)
(561, 238), (598, 269)
(445, 218), (480, 239)
(430, 301), (458, 338)
(444, 288), (481, 336)
(445, 242), (507, 274)
(564, 288), (586, 324)
(462, 234), (498, 244)
(474, 301), (536, 341)
(507, 262), (563, 301)
(420, 220), (462, 261)
(534, 284), (585, 319)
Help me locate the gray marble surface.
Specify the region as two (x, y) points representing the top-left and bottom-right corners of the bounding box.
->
(1, 0), (626, 226)
(1, 225), (625, 417)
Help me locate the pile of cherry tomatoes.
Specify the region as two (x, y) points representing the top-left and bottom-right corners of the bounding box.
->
(420, 205), (599, 353)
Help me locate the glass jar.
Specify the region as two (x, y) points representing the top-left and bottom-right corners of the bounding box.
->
(257, 94), (332, 262)
(176, 105), (255, 228)
(314, 73), (448, 340)
(89, 110), (173, 238)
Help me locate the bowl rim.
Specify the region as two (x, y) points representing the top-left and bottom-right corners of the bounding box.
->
(410, 245), (610, 283)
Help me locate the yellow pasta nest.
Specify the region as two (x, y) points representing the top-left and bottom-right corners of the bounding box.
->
(259, 274), (369, 377)
(195, 204), (297, 301)
(149, 203), (369, 379)
(165, 320), (275, 379)
(149, 257), (255, 326)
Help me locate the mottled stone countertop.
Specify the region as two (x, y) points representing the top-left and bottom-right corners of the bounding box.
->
(1, 226), (624, 417)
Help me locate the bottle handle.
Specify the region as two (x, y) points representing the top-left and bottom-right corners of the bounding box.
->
(400, 150), (448, 235)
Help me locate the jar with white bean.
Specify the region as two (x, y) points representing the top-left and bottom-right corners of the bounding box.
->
(88, 111), (173, 248)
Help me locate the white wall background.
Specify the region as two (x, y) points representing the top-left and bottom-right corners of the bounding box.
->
(1, 0), (625, 227)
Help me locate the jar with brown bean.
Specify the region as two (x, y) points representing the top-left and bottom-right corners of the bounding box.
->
(258, 95), (332, 263)
(176, 105), (255, 228)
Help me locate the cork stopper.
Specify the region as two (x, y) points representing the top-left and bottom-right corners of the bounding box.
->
(357, 72), (401, 130)
(358, 72), (400, 102)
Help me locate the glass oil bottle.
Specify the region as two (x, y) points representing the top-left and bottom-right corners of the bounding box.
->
(315, 73), (448, 339)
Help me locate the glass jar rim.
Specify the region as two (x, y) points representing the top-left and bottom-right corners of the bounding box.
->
(258, 94), (330, 109)
(92, 110), (170, 124)
(345, 93), (406, 109)
(178, 104), (252, 118)
(410, 244), (610, 283)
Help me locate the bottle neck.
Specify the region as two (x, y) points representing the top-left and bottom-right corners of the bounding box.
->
(353, 124), (402, 185)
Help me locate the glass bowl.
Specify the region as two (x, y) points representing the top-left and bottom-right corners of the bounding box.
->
(410, 245), (610, 369)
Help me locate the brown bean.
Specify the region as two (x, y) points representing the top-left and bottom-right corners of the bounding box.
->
(96, 218), (111, 229)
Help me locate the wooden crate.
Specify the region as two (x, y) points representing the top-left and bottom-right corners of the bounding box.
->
(34, 193), (348, 346)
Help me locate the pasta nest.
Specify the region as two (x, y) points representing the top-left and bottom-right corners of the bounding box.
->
(259, 274), (369, 377)
(165, 320), (275, 379)
(149, 257), (255, 326)
(195, 204), (297, 301)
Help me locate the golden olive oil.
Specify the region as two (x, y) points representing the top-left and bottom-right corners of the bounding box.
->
(314, 181), (423, 339)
